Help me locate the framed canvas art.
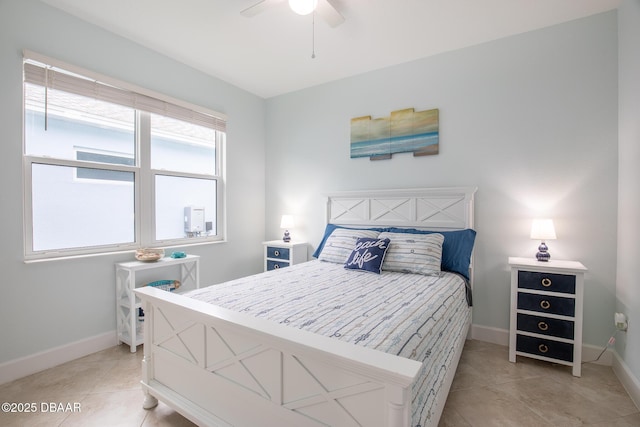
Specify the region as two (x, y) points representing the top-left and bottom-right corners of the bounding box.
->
(350, 108), (439, 160)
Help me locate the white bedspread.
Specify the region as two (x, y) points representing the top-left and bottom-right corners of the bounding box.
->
(185, 260), (470, 427)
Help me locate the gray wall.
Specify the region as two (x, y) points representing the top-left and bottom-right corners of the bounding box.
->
(265, 12), (619, 348)
(617, 0), (640, 382)
(0, 0), (266, 364)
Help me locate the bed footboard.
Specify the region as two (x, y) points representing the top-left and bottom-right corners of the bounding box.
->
(134, 286), (421, 427)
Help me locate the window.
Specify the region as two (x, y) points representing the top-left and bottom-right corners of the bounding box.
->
(23, 52), (226, 260)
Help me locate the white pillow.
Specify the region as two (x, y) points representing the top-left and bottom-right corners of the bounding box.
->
(317, 229), (380, 264)
(379, 232), (444, 275)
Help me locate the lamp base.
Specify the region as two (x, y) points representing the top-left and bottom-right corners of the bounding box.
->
(536, 241), (550, 262)
(282, 230), (291, 242)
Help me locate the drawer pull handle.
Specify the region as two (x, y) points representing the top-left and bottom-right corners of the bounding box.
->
(538, 344), (549, 354)
(274, 250), (280, 257)
(540, 300), (551, 310)
(537, 321), (549, 331)
(541, 278), (552, 287)
(274, 264), (280, 269)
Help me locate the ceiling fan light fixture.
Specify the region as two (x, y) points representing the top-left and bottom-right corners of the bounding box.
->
(288, 0), (318, 15)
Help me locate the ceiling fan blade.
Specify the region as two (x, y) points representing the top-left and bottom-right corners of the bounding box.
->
(241, 0), (283, 17)
(316, 0), (345, 27)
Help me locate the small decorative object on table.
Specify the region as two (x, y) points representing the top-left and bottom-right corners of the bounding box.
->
(135, 248), (164, 262)
(170, 251), (186, 259)
(146, 279), (181, 292)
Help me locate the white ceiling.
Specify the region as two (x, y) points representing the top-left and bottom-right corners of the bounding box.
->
(40, 0), (620, 99)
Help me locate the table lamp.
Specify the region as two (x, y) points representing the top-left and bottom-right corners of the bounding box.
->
(280, 215), (294, 242)
(530, 219), (556, 262)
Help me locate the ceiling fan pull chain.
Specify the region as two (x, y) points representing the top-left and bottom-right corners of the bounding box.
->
(311, 10), (316, 59)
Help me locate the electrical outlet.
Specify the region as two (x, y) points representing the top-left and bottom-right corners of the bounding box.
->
(615, 312), (628, 331)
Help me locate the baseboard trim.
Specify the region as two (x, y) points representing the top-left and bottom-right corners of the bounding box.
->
(613, 352), (640, 410)
(470, 324), (614, 365)
(0, 331), (117, 385)
(471, 324), (508, 346)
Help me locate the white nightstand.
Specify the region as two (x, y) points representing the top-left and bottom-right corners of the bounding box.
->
(508, 257), (587, 376)
(263, 240), (307, 271)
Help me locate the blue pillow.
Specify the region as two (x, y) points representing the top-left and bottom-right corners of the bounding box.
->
(344, 237), (391, 274)
(385, 228), (476, 279)
(312, 224), (385, 259)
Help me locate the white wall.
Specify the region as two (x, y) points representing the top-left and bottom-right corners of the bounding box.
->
(0, 0), (266, 365)
(617, 0), (640, 384)
(0, 0), (631, 389)
(265, 12), (619, 348)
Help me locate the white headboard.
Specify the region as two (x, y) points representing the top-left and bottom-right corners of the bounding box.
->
(325, 186), (478, 300)
(325, 187), (477, 231)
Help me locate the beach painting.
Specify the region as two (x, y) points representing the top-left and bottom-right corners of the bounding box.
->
(350, 108), (439, 160)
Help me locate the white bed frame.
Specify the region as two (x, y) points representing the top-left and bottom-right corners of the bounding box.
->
(135, 187), (477, 427)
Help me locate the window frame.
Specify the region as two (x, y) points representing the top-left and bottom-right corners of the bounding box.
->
(22, 51), (227, 261)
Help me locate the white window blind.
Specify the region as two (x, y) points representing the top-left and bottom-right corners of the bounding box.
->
(22, 51), (226, 261)
(23, 61), (226, 132)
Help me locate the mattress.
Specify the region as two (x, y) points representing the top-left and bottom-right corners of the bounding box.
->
(185, 260), (470, 427)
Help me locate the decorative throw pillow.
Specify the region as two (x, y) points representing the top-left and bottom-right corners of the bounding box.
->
(384, 228), (476, 279)
(379, 232), (444, 275)
(344, 237), (391, 274)
(317, 229), (381, 264)
(312, 224), (385, 259)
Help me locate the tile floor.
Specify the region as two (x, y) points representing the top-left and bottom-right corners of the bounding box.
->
(0, 340), (637, 426)
(440, 340), (639, 426)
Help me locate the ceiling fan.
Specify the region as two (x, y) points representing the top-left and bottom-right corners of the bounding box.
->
(241, 0), (345, 28)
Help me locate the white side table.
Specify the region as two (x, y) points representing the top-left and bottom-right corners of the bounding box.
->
(508, 257), (587, 376)
(263, 240), (307, 271)
(115, 254), (200, 352)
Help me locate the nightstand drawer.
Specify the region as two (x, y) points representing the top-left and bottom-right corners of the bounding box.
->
(517, 313), (574, 339)
(516, 334), (573, 362)
(266, 246), (290, 260)
(266, 259), (289, 271)
(263, 241), (307, 272)
(517, 292), (575, 316)
(509, 258), (586, 376)
(518, 270), (575, 294)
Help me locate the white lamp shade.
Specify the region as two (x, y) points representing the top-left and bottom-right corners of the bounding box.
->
(288, 0), (318, 15)
(280, 215), (295, 229)
(530, 219), (556, 240)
